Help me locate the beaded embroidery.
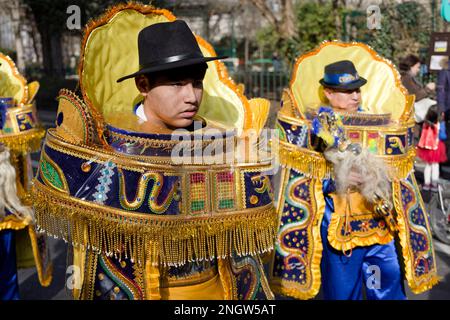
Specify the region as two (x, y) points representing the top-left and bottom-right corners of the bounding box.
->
(92, 161), (116, 205)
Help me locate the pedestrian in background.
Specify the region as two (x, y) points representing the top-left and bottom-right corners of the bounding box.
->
(399, 54), (436, 123)
(417, 105), (448, 192)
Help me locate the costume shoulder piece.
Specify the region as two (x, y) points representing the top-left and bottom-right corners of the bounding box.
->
(0, 53), (51, 287)
(0, 52), (45, 153)
(32, 3), (276, 269)
(270, 41), (438, 299)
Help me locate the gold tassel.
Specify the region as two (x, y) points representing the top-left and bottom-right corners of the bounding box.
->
(0, 128), (45, 154)
(32, 181), (276, 267)
(279, 141), (415, 180)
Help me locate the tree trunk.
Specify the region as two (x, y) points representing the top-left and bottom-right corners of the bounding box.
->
(248, 0), (296, 41)
(333, 0), (342, 40)
(245, 37), (249, 69)
(37, 22), (64, 78)
(280, 0), (296, 40)
(50, 33), (64, 77)
(25, 0), (66, 78)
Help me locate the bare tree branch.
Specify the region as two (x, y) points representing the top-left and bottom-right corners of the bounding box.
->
(247, 0), (279, 27)
(246, 0), (296, 40)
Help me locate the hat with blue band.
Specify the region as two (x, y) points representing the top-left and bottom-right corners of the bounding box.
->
(319, 60), (367, 90)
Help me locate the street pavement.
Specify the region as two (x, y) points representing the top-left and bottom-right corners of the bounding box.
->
(15, 109), (450, 300)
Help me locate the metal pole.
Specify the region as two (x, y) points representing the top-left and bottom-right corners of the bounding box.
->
(431, 0), (436, 32)
(231, 13), (236, 58)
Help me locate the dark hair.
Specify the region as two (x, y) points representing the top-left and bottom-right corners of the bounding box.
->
(144, 63), (208, 87)
(399, 54), (420, 72)
(425, 105), (439, 125)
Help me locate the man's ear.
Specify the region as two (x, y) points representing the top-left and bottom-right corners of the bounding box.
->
(323, 88), (333, 101)
(135, 75), (150, 96)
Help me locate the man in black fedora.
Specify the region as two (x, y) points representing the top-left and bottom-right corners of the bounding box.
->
(117, 20), (225, 132)
(109, 20), (275, 301)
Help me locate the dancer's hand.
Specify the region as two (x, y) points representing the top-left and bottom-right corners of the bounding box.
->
(348, 170), (363, 187)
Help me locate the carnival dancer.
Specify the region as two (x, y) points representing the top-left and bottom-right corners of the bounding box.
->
(0, 143), (33, 299)
(1, 54), (52, 300)
(270, 43), (439, 300)
(31, 5), (276, 300)
(417, 105), (447, 192)
(315, 60), (405, 299)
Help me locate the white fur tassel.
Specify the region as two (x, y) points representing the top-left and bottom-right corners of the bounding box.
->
(0, 144), (35, 223)
(324, 148), (392, 204)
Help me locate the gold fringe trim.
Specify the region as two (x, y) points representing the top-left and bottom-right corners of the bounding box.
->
(278, 141), (416, 180)
(0, 128), (46, 154)
(393, 176), (441, 294)
(278, 142), (332, 179)
(32, 181), (276, 267)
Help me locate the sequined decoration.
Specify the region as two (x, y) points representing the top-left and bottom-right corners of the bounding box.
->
(216, 171), (235, 210)
(189, 173), (207, 214)
(92, 161), (116, 204)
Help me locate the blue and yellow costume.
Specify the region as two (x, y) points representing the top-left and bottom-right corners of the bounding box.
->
(0, 53), (52, 299)
(270, 42), (439, 299)
(31, 4), (276, 300)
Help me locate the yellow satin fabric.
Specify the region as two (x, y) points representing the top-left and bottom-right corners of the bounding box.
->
(328, 191), (393, 251)
(72, 229), (87, 299)
(159, 273), (225, 300)
(0, 52), (27, 104)
(331, 190), (374, 216)
(81, 9), (170, 116)
(197, 43), (245, 132)
(290, 42), (412, 121)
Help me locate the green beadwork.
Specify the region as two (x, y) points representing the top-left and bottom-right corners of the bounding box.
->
(275, 122), (286, 141)
(40, 158), (64, 190)
(191, 200), (205, 212)
(219, 199), (234, 209)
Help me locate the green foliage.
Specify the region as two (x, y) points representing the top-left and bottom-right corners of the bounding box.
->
(255, 0), (431, 67)
(256, 1), (341, 66)
(294, 2), (340, 53)
(347, 1), (430, 63)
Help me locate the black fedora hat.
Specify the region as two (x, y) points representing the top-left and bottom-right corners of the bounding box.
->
(319, 60), (367, 90)
(117, 20), (226, 82)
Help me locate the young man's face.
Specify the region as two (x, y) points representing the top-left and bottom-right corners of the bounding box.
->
(135, 64), (206, 130)
(323, 87), (361, 113)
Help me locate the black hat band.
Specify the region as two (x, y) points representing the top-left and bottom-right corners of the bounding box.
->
(139, 52), (205, 70)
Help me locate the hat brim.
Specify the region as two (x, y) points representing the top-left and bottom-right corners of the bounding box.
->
(117, 56), (227, 83)
(319, 77), (367, 90)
